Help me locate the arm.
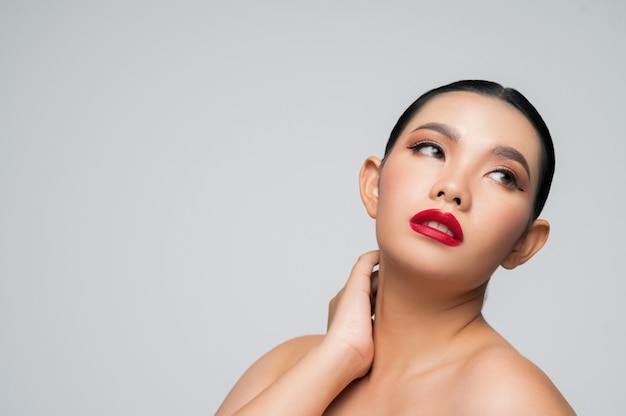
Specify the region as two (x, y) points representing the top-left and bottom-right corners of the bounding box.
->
(215, 251), (380, 416)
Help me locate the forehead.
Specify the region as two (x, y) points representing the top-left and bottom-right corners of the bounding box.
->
(401, 91), (542, 176)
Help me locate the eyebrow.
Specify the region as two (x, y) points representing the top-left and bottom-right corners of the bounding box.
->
(410, 122), (532, 181)
(410, 122), (461, 140)
(493, 146), (531, 181)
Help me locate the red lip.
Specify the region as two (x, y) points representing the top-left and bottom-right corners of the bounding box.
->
(409, 209), (464, 247)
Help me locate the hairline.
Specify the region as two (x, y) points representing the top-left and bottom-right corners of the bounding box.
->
(382, 83), (553, 219)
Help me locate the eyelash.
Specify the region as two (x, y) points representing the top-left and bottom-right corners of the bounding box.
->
(407, 141), (444, 159)
(489, 168), (523, 191)
(407, 142), (524, 191)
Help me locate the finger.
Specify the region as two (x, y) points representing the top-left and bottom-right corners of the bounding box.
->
(328, 251), (379, 329)
(327, 287), (344, 330)
(345, 251), (380, 294)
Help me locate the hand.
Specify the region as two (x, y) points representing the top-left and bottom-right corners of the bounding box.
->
(215, 251), (380, 415)
(326, 250), (379, 378)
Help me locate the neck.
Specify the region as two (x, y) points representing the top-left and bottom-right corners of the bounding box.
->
(369, 257), (489, 379)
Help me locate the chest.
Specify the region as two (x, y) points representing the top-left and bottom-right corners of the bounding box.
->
(324, 370), (463, 416)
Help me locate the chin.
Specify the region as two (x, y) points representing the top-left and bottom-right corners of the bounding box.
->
(379, 243), (496, 290)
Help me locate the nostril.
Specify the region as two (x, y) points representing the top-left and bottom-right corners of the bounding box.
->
(437, 191), (462, 206)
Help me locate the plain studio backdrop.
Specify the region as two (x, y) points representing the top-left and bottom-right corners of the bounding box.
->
(1, 0), (624, 414)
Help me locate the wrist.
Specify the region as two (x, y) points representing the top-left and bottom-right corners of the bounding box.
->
(319, 334), (372, 381)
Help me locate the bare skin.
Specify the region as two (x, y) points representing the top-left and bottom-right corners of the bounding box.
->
(215, 92), (576, 415)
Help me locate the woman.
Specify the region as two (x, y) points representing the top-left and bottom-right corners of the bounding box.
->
(216, 80), (576, 415)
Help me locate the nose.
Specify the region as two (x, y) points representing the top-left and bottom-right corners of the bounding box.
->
(430, 175), (471, 211)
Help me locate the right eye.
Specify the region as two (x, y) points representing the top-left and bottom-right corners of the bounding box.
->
(408, 142), (445, 159)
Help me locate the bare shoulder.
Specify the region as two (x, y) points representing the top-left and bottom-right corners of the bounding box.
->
(455, 344), (575, 415)
(216, 335), (324, 415)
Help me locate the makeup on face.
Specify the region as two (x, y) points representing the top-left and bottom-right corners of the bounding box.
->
(406, 122), (532, 188)
(409, 209), (464, 247)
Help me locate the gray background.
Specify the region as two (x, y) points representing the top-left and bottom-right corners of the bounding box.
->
(1, 0), (624, 415)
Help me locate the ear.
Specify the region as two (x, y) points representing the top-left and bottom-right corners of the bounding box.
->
(359, 156), (382, 219)
(501, 219), (550, 270)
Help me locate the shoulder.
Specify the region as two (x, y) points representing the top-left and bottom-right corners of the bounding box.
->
(224, 335), (324, 392)
(237, 334), (324, 382)
(216, 335), (324, 414)
(454, 345), (575, 415)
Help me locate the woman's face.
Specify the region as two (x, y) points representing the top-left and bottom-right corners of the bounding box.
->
(371, 91), (543, 290)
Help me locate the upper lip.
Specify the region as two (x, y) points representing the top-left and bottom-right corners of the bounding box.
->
(409, 209), (464, 246)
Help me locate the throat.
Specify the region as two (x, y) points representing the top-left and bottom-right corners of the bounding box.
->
(370, 271), (487, 374)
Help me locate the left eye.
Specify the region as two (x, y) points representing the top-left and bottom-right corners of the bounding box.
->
(408, 142), (444, 159)
(489, 170), (521, 189)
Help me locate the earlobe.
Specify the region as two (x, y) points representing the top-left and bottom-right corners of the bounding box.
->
(501, 219), (550, 270)
(359, 156), (382, 219)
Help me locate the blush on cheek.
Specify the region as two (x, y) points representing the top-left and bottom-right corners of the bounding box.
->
(504, 213), (535, 252)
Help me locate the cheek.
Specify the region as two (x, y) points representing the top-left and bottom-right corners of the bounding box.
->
(505, 195), (535, 233)
(480, 200), (533, 259)
(374, 167), (413, 244)
(377, 159), (431, 209)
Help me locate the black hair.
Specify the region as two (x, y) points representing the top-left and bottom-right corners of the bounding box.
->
(384, 80), (555, 219)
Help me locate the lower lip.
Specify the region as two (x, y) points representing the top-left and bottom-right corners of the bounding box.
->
(409, 210), (463, 247)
